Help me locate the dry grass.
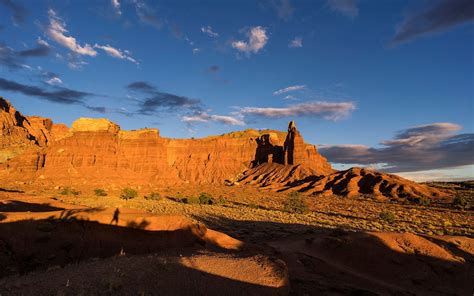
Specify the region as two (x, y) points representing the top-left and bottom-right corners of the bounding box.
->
(41, 182), (473, 240)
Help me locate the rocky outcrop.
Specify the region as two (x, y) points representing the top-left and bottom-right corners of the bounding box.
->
(238, 165), (445, 199)
(252, 121), (334, 176)
(0, 97), (53, 162)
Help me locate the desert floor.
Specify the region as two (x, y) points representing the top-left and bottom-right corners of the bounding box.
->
(0, 184), (473, 295)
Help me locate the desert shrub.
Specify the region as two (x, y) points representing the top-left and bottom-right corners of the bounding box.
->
(144, 192), (161, 201)
(379, 211), (395, 223)
(94, 188), (107, 196)
(215, 196), (227, 205)
(181, 196), (198, 204)
(120, 187), (138, 200)
(452, 195), (470, 210)
(283, 192), (309, 214)
(180, 193), (215, 205)
(248, 203), (259, 209)
(408, 196), (430, 206)
(198, 192), (214, 205)
(60, 187), (80, 196)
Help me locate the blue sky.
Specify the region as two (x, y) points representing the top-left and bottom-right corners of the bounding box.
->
(0, 0), (473, 180)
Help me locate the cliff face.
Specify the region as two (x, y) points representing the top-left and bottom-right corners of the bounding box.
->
(0, 97), (54, 163)
(1, 100), (333, 186)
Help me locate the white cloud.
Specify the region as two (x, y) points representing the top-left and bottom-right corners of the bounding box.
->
(46, 9), (97, 56)
(182, 112), (245, 126)
(67, 53), (88, 69)
(232, 26), (268, 55)
(111, 0), (121, 15)
(239, 101), (355, 121)
(201, 26), (218, 37)
(273, 84), (306, 95)
(319, 122), (474, 172)
(327, 0), (359, 18)
(94, 44), (138, 65)
(37, 37), (49, 47)
(396, 165), (474, 182)
(282, 95), (297, 100)
(45, 77), (63, 85)
(192, 48), (200, 54)
(289, 37), (303, 48)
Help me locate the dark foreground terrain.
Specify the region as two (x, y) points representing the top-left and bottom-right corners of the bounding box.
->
(0, 181), (472, 295)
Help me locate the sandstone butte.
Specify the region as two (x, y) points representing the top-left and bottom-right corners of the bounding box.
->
(0, 96), (445, 199)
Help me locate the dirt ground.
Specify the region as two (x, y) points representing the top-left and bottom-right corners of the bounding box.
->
(0, 185), (473, 295)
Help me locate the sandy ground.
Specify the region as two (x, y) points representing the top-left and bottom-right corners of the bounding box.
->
(0, 191), (473, 295)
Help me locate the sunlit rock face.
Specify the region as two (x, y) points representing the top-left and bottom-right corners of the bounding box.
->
(1, 98), (332, 185)
(0, 97), (55, 163)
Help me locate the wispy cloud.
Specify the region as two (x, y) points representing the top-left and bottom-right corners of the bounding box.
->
(0, 44), (23, 70)
(208, 65), (220, 73)
(327, 0), (359, 18)
(201, 25), (219, 37)
(18, 37), (51, 57)
(84, 105), (130, 115)
(45, 76), (63, 86)
(392, 0), (474, 44)
(0, 77), (90, 104)
(272, 0), (294, 21)
(0, 0), (28, 25)
(94, 44), (138, 65)
(111, 0), (121, 16)
(319, 122), (474, 172)
(238, 101), (355, 121)
(134, 0), (162, 29)
(0, 39), (51, 70)
(282, 95), (297, 100)
(46, 9), (97, 56)
(396, 166), (474, 182)
(289, 37), (303, 48)
(127, 81), (201, 114)
(67, 53), (88, 69)
(182, 112), (244, 126)
(273, 84), (306, 95)
(128, 81), (156, 93)
(232, 26), (268, 55)
(40, 71), (63, 86)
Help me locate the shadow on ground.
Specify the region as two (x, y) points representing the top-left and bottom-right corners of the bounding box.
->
(0, 200), (65, 212)
(0, 201), (472, 296)
(192, 215), (474, 296)
(0, 205), (288, 295)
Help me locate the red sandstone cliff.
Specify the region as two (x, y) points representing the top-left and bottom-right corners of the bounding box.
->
(0, 96), (332, 186)
(0, 97), (445, 199)
(0, 97), (55, 163)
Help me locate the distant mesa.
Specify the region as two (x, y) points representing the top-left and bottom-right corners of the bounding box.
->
(0, 96), (446, 199)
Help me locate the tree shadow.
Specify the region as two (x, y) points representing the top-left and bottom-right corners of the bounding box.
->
(0, 200), (65, 212)
(0, 188), (24, 193)
(191, 215), (474, 296)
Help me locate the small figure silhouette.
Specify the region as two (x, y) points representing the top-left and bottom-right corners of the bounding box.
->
(110, 208), (120, 225)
